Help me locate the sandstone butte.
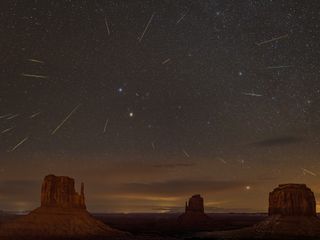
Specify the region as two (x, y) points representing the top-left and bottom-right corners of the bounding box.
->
(0, 174), (126, 239)
(268, 183), (316, 216)
(198, 183), (320, 239)
(177, 194), (211, 228)
(254, 183), (320, 237)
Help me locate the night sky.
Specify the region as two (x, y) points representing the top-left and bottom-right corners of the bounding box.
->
(1, 0), (320, 213)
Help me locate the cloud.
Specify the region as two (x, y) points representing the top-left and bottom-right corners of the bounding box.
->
(251, 136), (303, 147)
(0, 180), (41, 210)
(152, 206), (258, 213)
(0, 180), (40, 199)
(114, 180), (247, 197)
(151, 163), (195, 168)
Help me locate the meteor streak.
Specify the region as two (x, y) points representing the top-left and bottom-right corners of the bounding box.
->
(162, 58), (171, 65)
(30, 112), (41, 118)
(256, 34), (288, 46)
(242, 92), (263, 97)
(1, 127), (14, 134)
(7, 114), (19, 120)
(182, 149), (190, 158)
(103, 118), (109, 133)
(138, 12), (155, 42)
(51, 104), (81, 135)
(28, 59), (44, 64)
(21, 73), (48, 79)
(9, 137), (29, 152)
(266, 65), (292, 69)
(104, 17), (110, 36)
(301, 168), (317, 176)
(176, 10), (189, 24)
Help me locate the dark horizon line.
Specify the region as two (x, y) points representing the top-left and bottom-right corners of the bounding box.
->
(1, 209), (269, 215)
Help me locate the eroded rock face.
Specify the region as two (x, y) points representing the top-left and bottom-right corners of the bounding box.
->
(196, 183), (320, 239)
(178, 194), (211, 229)
(185, 194), (204, 213)
(268, 183), (316, 216)
(0, 174), (125, 238)
(41, 174), (86, 209)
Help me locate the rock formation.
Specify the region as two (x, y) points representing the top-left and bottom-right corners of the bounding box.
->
(254, 183), (320, 237)
(185, 194), (205, 213)
(268, 183), (316, 216)
(41, 174), (86, 209)
(177, 194), (211, 229)
(0, 174), (125, 239)
(197, 183), (320, 239)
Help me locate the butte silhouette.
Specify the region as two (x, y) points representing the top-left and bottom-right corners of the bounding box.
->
(198, 183), (320, 239)
(0, 174), (125, 239)
(177, 194), (211, 229)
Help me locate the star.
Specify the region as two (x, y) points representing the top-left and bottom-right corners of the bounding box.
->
(129, 112), (134, 117)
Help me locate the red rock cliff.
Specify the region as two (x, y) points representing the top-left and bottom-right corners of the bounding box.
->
(178, 194), (211, 229)
(41, 174), (86, 209)
(268, 183), (316, 216)
(185, 194), (205, 213)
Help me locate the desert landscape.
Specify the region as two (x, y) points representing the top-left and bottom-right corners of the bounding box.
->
(0, 175), (320, 239)
(1, 1), (319, 239)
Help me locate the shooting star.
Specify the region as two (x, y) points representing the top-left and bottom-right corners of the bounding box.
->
(301, 168), (317, 177)
(9, 137), (28, 152)
(138, 12), (155, 42)
(242, 92), (263, 97)
(104, 17), (110, 36)
(103, 118), (109, 133)
(256, 34), (288, 46)
(30, 112), (41, 119)
(21, 73), (48, 79)
(176, 10), (189, 24)
(51, 104), (81, 135)
(1, 127), (14, 134)
(151, 141), (155, 150)
(162, 58), (171, 65)
(266, 65), (292, 69)
(182, 149), (190, 158)
(0, 114), (12, 119)
(218, 157), (227, 164)
(7, 114), (19, 120)
(28, 59), (44, 64)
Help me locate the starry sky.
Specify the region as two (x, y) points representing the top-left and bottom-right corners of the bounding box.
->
(1, 0), (320, 213)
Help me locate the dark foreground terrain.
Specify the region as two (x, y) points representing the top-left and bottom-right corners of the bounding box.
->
(95, 212), (266, 235)
(2, 212), (320, 240)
